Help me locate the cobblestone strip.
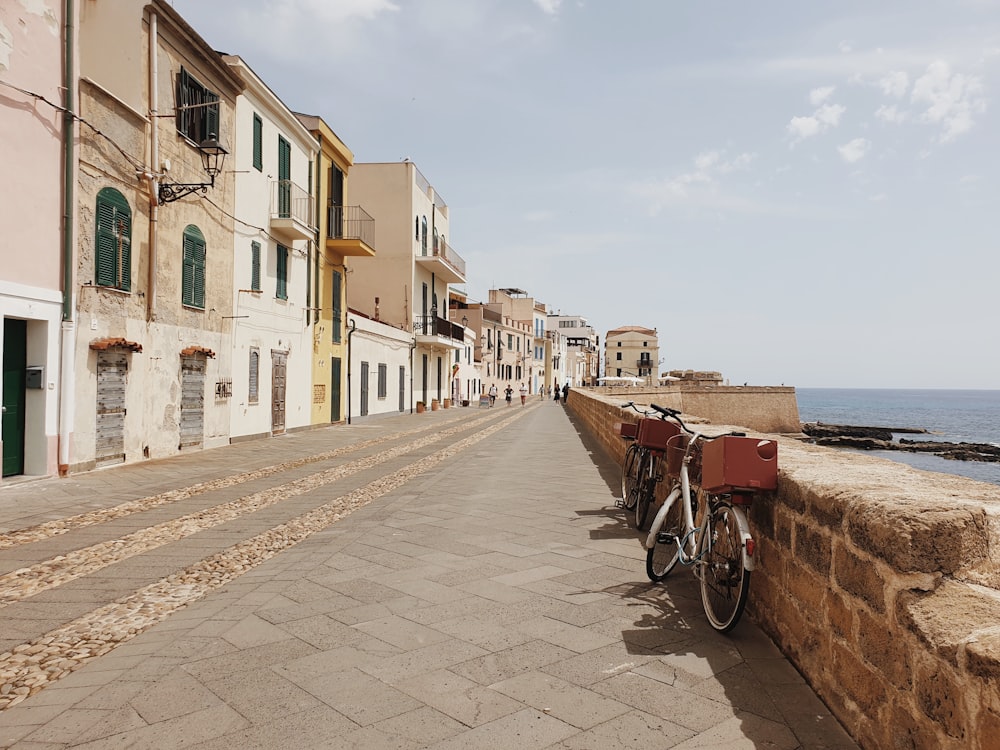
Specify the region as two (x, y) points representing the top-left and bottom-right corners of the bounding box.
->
(0, 413), (473, 551)
(0, 407), (528, 710)
(0, 409), (515, 607)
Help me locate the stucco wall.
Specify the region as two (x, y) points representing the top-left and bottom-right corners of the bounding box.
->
(568, 387), (1000, 750)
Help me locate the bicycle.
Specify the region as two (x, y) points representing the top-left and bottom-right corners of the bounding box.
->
(618, 403), (677, 530)
(639, 403), (778, 633)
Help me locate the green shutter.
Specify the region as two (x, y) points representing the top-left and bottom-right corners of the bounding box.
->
(332, 270), (342, 343)
(277, 137), (291, 218)
(95, 188), (131, 290)
(252, 114), (262, 171)
(251, 241), (261, 291)
(276, 245), (288, 300)
(182, 226), (206, 308)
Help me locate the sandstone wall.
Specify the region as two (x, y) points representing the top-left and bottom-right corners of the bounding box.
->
(567, 387), (1000, 750)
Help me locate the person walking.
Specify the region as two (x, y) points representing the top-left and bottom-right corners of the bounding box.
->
(561, 383), (569, 403)
(504, 383), (514, 407)
(488, 383), (498, 408)
(519, 382), (528, 406)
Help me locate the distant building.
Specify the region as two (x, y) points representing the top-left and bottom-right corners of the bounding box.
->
(547, 313), (599, 386)
(605, 326), (659, 384)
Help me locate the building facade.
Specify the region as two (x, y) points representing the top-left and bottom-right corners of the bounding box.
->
(605, 325), (660, 383)
(547, 313), (599, 386)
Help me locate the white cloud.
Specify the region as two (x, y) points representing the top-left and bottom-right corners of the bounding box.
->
(810, 86), (835, 106)
(632, 149), (757, 214)
(910, 60), (987, 142)
(838, 137), (871, 163)
(879, 71), (910, 98)
(787, 101), (845, 144)
(533, 0), (563, 14)
(875, 104), (907, 124)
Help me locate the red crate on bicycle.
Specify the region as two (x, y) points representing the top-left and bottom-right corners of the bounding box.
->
(615, 421), (638, 439)
(636, 418), (681, 451)
(700, 436), (778, 493)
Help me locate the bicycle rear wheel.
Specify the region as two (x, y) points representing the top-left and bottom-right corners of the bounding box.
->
(632, 454), (658, 530)
(620, 444), (640, 511)
(646, 496), (682, 582)
(699, 503), (751, 633)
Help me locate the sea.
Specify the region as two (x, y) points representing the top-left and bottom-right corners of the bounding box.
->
(795, 388), (1000, 487)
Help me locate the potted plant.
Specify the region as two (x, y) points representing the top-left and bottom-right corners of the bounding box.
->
(431, 398), (440, 411)
(415, 401), (426, 413)
(443, 398), (451, 409)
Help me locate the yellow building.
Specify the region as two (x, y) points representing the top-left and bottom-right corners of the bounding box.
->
(295, 115), (375, 424)
(605, 325), (659, 383)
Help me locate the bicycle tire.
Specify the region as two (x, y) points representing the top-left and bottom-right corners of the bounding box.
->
(645, 494), (682, 582)
(620, 444), (640, 511)
(632, 454), (658, 530)
(699, 502), (751, 633)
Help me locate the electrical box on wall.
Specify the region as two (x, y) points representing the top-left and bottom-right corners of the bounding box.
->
(25, 367), (44, 389)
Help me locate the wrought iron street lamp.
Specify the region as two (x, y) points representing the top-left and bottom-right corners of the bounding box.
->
(158, 135), (228, 204)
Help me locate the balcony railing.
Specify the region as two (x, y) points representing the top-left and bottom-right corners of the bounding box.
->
(270, 180), (315, 241)
(637, 359), (654, 368)
(413, 315), (464, 343)
(327, 204), (375, 247)
(419, 238), (466, 278)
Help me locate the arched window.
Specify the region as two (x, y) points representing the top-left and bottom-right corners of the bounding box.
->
(415, 215), (420, 240)
(433, 227), (439, 253)
(182, 225), (206, 308)
(95, 187), (131, 290)
(421, 216), (428, 254)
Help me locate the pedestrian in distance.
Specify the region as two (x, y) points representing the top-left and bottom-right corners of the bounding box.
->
(504, 383), (514, 407)
(554, 385), (560, 402)
(519, 382), (528, 406)
(488, 383), (498, 407)
(562, 383), (569, 403)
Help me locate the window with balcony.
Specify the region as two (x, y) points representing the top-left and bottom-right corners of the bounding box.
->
(95, 187), (131, 291)
(175, 67), (219, 144)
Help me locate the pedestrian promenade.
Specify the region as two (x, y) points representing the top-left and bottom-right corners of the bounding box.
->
(0, 400), (858, 749)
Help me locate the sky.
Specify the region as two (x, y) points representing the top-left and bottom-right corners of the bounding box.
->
(168, 0), (1000, 390)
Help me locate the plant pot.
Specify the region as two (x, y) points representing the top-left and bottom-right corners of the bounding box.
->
(416, 402), (426, 413)
(443, 399), (451, 409)
(462, 399), (470, 407)
(431, 399), (440, 411)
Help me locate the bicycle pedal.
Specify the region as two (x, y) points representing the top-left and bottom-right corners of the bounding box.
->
(655, 532), (676, 546)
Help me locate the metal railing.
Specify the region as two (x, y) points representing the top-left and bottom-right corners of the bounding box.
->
(271, 180), (315, 228)
(413, 315), (464, 342)
(420, 238), (466, 277)
(327, 204), (375, 248)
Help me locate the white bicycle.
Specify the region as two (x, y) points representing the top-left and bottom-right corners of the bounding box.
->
(638, 403), (778, 633)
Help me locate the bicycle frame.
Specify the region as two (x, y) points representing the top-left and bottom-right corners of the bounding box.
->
(644, 435), (756, 573)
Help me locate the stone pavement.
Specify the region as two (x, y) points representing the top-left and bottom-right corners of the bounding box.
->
(0, 400), (859, 749)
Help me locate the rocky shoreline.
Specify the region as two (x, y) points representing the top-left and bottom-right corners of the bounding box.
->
(801, 422), (1000, 463)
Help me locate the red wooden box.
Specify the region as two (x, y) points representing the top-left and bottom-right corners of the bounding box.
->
(700, 436), (778, 493)
(615, 421), (638, 439)
(637, 418), (681, 451)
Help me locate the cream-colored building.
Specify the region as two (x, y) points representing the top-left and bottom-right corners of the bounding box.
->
(605, 325), (659, 383)
(548, 313), (599, 386)
(223, 56), (317, 440)
(347, 162), (466, 408)
(72, 1), (242, 470)
(487, 288), (548, 396)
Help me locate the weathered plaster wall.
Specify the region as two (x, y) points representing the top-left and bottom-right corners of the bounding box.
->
(568, 387), (1000, 750)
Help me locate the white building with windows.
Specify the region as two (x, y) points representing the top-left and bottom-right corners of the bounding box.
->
(547, 313), (599, 386)
(222, 55), (317, 441)
(345, 311), (414, 419)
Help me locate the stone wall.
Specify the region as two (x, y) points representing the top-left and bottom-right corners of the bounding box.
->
(566, 387), (1000, 750)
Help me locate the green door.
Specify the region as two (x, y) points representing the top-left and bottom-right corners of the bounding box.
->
(2, 319), (27, 477)
(331, 356), (342, 422)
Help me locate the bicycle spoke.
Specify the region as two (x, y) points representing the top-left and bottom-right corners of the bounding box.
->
(700, 503), (751, 633)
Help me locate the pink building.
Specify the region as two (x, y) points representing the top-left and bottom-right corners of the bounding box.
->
(0, 1), (73, 481)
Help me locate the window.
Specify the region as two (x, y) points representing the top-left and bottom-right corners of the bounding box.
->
(421, 216), (428, 254)
(95, 187), (131, 291)
(617, 342), (622, 347)
(277, 136), (291, 217)
(507, 334), (513, 349)
(378, 363), (387, 399)
(276, 245), (288, 299)
(415, 215), (420, 240)
(433, 227), (439, 252)
(252, 113), (262, 171)
(248, 348), (259, 403)
(175, 67), (219, 144)
(332, 270), (342, 343)
(616, 352), (622, 361)
(181, 225), (206, 308)
(250, 241), (261, 291)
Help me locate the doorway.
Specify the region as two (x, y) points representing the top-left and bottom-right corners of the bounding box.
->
(2, 318), (26, 477)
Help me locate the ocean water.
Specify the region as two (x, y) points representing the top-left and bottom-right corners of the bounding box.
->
(795, 388), (1000, 486)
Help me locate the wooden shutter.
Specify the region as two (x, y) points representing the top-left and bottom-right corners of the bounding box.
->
(277, 137), (291, 217)
(331, 270), (342, 343)
(251, 241), (261, 291)
(252, 113), (263, 171)
(276, 245), (288, 300)
(95, 188), (131, 290)
(182, 226), (206, 308)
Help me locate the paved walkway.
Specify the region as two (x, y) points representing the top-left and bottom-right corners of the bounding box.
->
(0, 401), (859, 749)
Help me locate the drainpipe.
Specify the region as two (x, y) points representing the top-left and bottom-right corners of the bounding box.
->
(146, 10), (159, 322)
(409, 340), (416, 414)
(58, 0), (76, 475)
(346, 318), (355, 424)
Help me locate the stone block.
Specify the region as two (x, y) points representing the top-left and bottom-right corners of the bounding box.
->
(794, 521), (832, 577)
(898, 581), (999, 667)
(826, 589), (854, 642)
(856, 607), (911, 689)
(833, 541), (885, 613)
(915, 659), (968, 742)
(966, 629), (1000, 689)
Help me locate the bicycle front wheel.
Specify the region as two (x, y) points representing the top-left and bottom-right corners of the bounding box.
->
(700, 503), (751, 633)
(646, 495), (682, 582)
(620, 444), (640, 511)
